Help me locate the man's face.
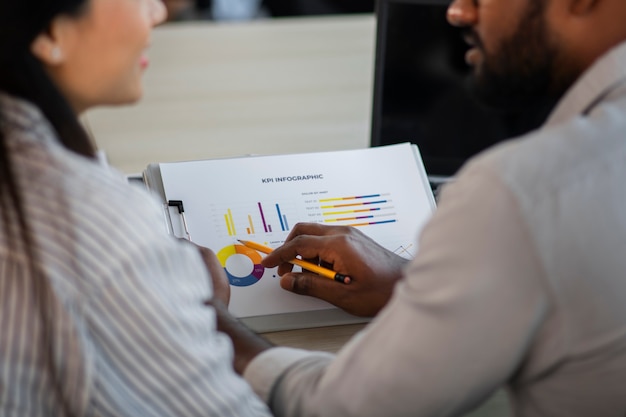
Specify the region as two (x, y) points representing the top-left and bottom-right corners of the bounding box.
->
(447, 0), (578, 110)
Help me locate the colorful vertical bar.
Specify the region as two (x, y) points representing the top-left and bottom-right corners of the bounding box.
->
(276, 204), (286, 231)
(258, 202), (268, 233)
(224, 209), (236, 236)
(248, 215), (255, 235)
(224, 214), (233, 236)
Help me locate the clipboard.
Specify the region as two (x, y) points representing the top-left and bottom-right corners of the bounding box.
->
(142, 143), (436, 332)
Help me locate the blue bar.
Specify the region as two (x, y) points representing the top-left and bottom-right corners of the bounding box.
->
(276, 204), (286, 231)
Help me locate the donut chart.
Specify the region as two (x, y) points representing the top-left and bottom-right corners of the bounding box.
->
(217, 244), (265, 287)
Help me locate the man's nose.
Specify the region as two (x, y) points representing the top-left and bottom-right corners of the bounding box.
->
(447, 0), (478, 27)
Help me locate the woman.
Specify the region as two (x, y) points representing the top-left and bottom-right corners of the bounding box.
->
(0, 0), (271, 415)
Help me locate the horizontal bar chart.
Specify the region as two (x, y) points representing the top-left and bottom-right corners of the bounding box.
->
(320, 193), (396, 227)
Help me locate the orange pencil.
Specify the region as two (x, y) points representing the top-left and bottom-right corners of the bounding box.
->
(238, 239), (351, 284)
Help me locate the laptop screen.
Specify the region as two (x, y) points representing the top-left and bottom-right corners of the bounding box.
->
(370, 0), (549, 181)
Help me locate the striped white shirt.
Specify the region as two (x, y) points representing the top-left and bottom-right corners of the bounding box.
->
(0, 94), (272, 417)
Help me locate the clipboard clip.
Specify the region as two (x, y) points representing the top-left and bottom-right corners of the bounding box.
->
(167, 200), (192, 241)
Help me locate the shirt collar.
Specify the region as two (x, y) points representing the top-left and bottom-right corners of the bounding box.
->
(545, 40), (626, 127)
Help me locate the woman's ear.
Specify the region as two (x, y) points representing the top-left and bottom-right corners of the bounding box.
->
(30, 14), (77, 66)
(31, 32), (64, 66)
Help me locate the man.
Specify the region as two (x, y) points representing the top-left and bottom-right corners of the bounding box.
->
(208, 0), (626, 415)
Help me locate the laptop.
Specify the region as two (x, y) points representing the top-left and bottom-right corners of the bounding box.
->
(370, 0), (549, 190)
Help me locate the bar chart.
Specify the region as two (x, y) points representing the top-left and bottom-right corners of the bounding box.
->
(221, 201), (293, 236)
(211, 191), (398, 240)
(212, 199), (297, 239)
(318, 193), (396, 227)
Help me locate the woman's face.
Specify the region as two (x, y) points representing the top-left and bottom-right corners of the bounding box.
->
(33, 0), (167, 113)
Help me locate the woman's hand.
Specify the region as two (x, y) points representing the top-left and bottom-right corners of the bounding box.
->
(196, 245), (231, 306)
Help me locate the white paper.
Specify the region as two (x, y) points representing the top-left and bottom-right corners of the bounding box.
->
(158, 143), (435, 318)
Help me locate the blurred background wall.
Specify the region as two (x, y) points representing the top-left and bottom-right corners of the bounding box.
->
(163, 0), (375, 21)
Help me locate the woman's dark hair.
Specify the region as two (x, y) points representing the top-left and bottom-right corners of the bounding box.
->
(0, 0), (97, 224)
(0, 0), (96, 414)
(0, 1), (96, 155)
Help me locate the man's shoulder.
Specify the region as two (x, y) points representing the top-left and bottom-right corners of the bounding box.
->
(464, 99), (626, 199)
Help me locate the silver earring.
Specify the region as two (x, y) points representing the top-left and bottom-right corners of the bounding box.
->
(51, 46), (62, 62)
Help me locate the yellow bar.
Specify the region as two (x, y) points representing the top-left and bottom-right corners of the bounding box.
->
(248, 215), (255, 234)
(228, 209), (236, 235)
(224, 214), (233, 236)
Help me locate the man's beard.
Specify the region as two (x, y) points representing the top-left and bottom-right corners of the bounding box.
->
(466, 1), (577, 112)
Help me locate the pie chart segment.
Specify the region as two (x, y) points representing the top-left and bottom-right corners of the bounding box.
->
(217, 244), (265, 287)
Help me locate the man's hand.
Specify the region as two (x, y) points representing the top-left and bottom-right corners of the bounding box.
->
(261, 223), (410, 317)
